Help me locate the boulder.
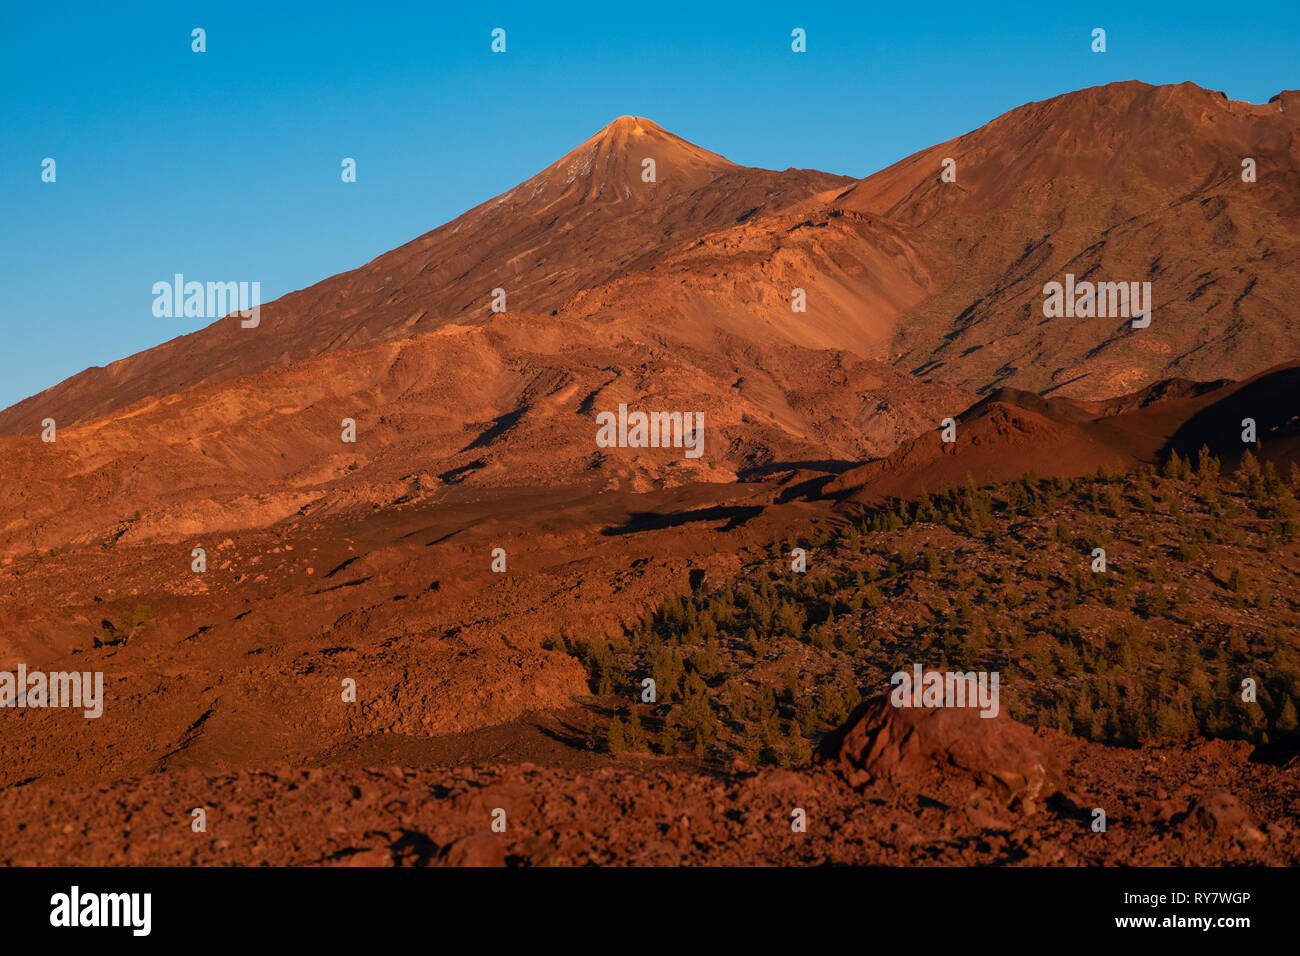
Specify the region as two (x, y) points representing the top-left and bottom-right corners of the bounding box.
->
(817, 693), (1062, 809)
(437, 834), (508, 867)
(1179, 791), (1265, 844)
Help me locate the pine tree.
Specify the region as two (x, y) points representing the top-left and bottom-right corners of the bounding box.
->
(1195, 444), (1220, 482)
(1238, 450), (1261, 481)
(625, 707), (648, 752)
(1162, 449), (1186, 480)
(606, 716), (627, 755)
(1276, 696), (1299, 733)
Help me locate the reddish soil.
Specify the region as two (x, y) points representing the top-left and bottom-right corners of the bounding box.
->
(3, 722), (1294, 866)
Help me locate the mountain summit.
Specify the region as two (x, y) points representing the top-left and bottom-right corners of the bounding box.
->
(514, 115), (739, 207)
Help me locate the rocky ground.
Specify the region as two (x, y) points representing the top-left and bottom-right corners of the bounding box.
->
(2, 696), (1294, 866)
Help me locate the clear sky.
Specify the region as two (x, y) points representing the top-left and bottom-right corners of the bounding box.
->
(2, 0), (1296, 412)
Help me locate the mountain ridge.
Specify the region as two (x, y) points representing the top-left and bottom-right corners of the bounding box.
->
(5, 80), (1298, 435)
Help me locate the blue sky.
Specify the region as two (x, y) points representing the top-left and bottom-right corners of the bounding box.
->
(1, 0), (1296, 412)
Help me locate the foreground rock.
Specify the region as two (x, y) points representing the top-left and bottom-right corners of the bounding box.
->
(2, 748), (1296, 866)
(817, 693), (1063, 811)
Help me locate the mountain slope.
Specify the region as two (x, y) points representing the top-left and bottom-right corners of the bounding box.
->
(14, 81), (1300, 439)
(0, 116), (849, 434)
(825, 362), (1300, 504)
(2, 82), (1299, 557)
(836, 82), (1300, 397)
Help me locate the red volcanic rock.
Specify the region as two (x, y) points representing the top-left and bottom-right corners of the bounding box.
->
(817, 694), (1063, 810)
(438, 834), (507, 867)
(336, 846), (396, 867)
(1180, 792), (1265, 845)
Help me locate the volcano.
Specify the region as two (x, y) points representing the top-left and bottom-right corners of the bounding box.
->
(2, 81), (1299, 869)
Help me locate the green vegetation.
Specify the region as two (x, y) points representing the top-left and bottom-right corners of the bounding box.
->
(556, 449), (1300, 765)
(97, 603), (155, 646)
